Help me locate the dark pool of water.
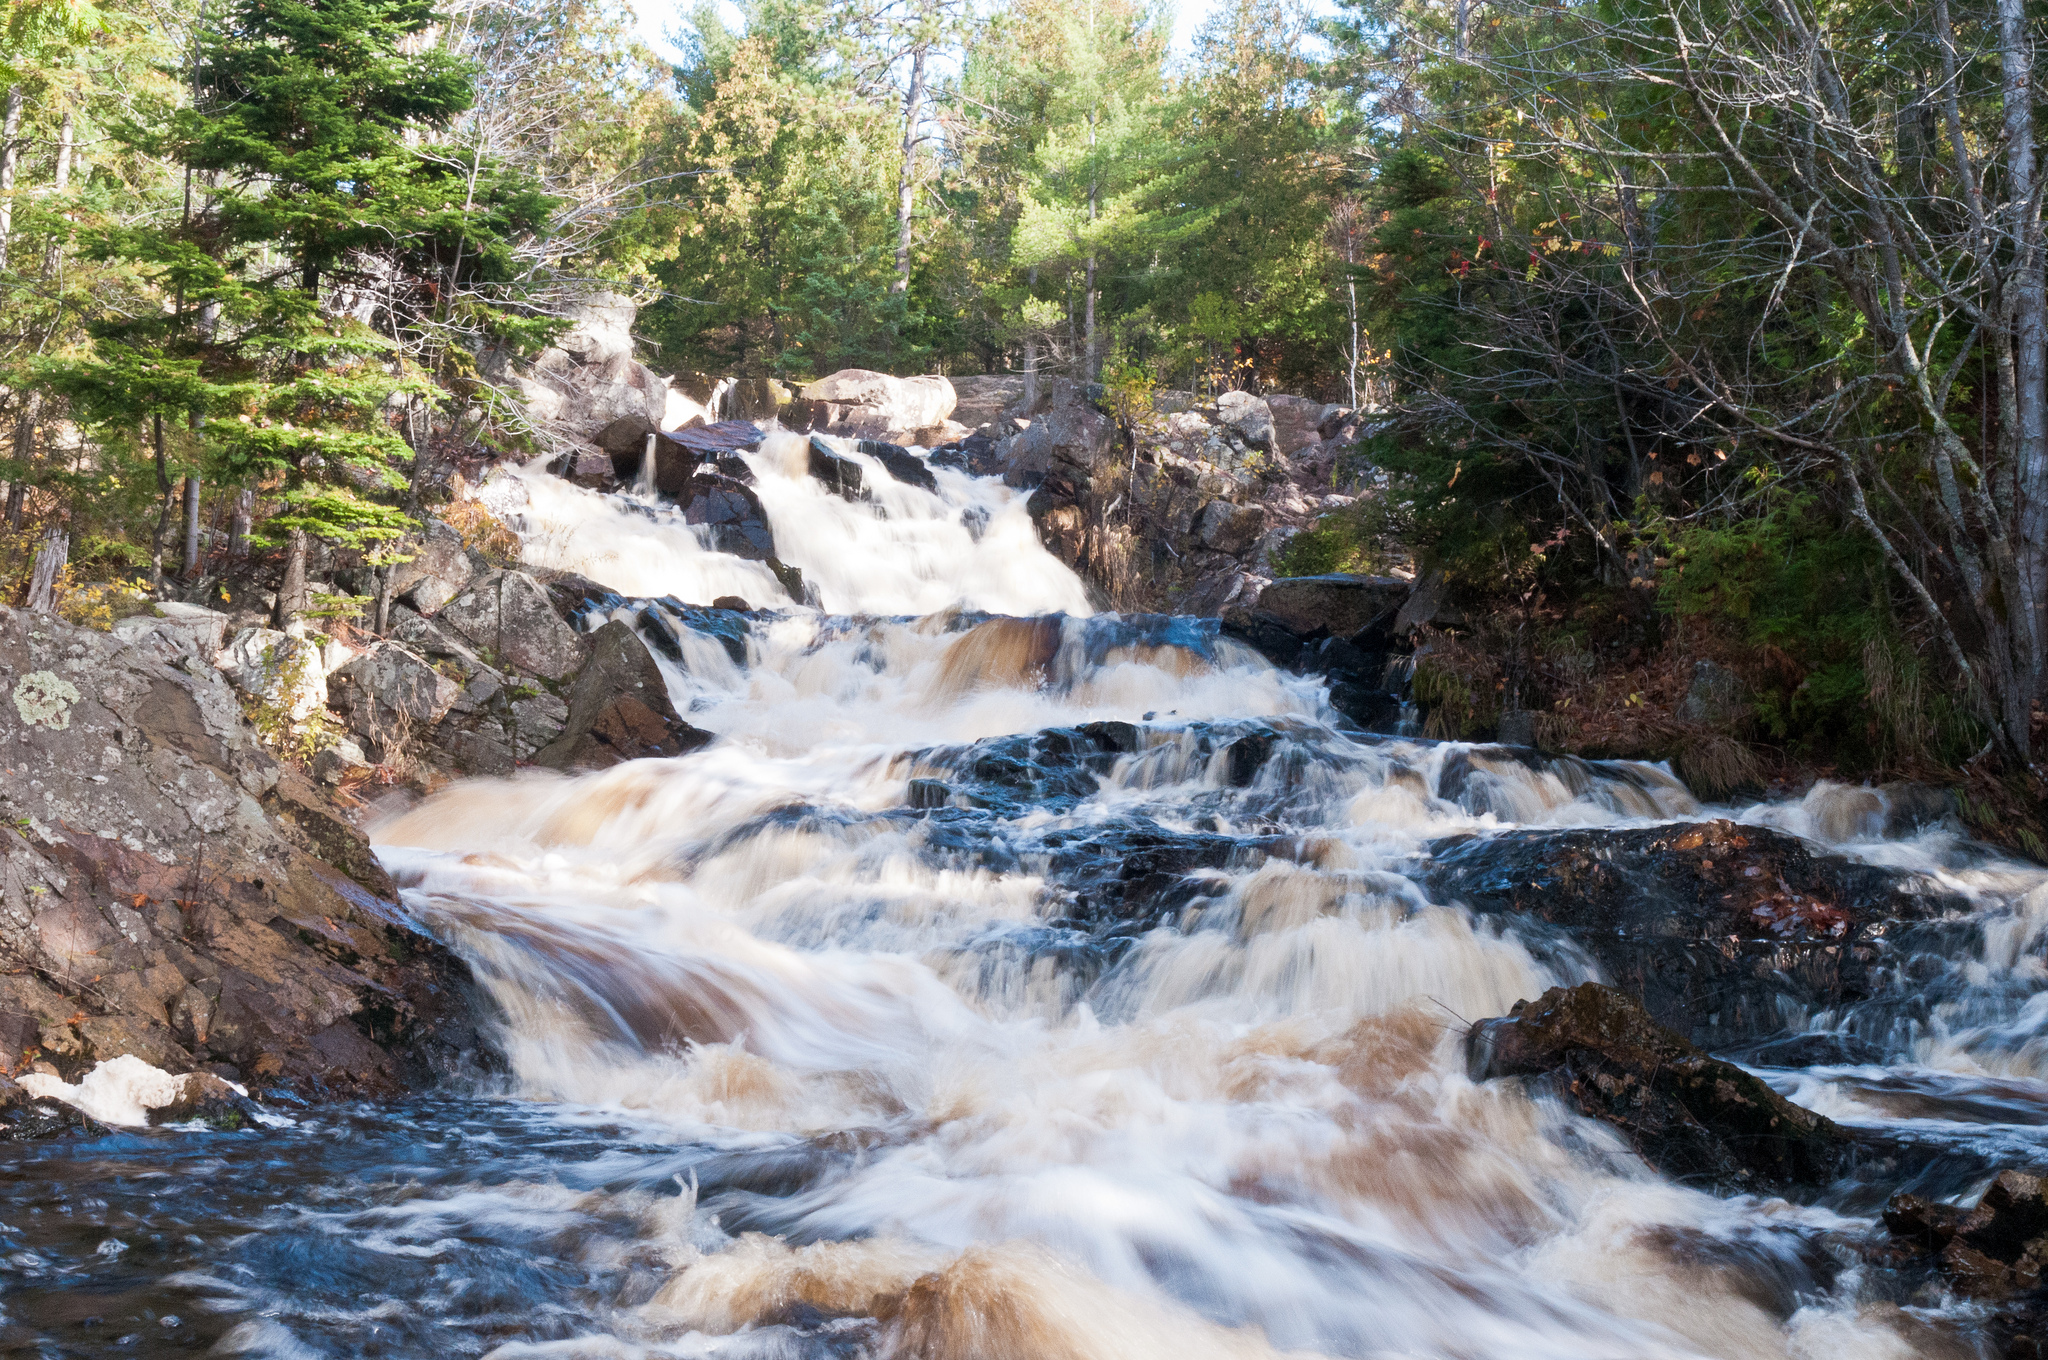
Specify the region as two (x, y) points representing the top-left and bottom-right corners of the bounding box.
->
(0, 1096), (736, 1359)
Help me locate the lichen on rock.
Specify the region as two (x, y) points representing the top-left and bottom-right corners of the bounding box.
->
(12, 669), (80, 731)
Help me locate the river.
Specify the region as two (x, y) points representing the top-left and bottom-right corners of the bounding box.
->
(5, 428), (2047, 1359)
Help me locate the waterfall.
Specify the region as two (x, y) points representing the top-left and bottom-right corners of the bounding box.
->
(32, 416), (2036, 1359)
(635, 431), (657, 498)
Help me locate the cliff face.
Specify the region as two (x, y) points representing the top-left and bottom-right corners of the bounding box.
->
(0, 606), (487, 1096)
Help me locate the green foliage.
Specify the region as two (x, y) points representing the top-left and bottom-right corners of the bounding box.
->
(1657, 493), (1983, 767)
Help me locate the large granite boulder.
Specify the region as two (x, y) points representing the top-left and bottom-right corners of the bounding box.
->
(534, 621), (712, 771)
(0, 607), (484, 1098)
(1215, 391), (1276, 451)
(1265, 395), (1330, 456)
(214, 626), (327, 723)
(437, 571), (590, 683)
(1197, 500), (1267, 555)
(800, 369), (957, 442)
(948, 374), (1028, 427)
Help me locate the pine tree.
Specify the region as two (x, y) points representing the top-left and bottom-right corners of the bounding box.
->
(37, 0), (550, 620)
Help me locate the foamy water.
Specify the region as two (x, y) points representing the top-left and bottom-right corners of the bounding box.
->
(57, 430), (2035, 1359)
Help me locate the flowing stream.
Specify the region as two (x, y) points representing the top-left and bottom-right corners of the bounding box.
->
(9, 431), (2048, 1358)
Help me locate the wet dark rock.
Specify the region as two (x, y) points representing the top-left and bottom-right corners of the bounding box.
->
(0, 1074), (108, 1140)
(712, 595), (752, 612)
(542, 571), (627, 630)
(1426, 819), (1970, 1049)
(654, 598), (750, 665)
(1039, 819), (1274, 941)
(808, 437), (869, 501)
(1468, 983), (1855, 1192)
(144, 1070), (267, 1130)
(855, 439), (939, 493)
(534, 620), (712, 771)
(681, 473), (778, 560)
(1736, 1033), (1890, 1068)
(906, 721), (1147, 816)
(907, 778), (953, 809)
(1874, 1170), (2048, 1357)
(1219, 605), (1306, 668)
(638, 604), (684, 660)
(1255, 575), (1410, 639)
(546, 446), (617, 488)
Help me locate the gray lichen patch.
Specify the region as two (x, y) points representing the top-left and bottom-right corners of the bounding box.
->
(12, 670), (81, 731)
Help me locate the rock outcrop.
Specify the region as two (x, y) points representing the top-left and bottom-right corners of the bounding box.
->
(1468, 982), (1855, 1192)
(1428, 818), (1970, 1050)
(534, 620), (712, 770)
(0, 607), (487, 1101)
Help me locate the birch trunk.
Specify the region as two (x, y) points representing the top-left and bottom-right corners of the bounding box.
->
(891, 46), (926, 296)
(2000, 0), (2048, 753)
(0, 86), (21, 271)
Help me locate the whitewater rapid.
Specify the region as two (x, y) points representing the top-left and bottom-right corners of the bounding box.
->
(347, 432), (2048, 1356)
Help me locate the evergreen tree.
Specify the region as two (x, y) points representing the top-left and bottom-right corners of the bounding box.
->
(38, 0), (550, 619)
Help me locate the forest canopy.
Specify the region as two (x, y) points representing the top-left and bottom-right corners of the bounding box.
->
(5, 0), (2048, 808)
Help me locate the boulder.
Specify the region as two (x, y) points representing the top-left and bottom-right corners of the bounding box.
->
(0, 606), (485, 1097)
(1426, 817), (1971, 1049)
(111, 602), (230, 658)
(1215, 391), (1276, 451)
(214, 626), (328, 722)
(326, 641), (462, 753)
(801, 369), (957, 441)
(534, 620), (713, 770)
(1265, 395), (1330, 456)
(436, 571), (590, 682)
(1, 1072), (108, 1139)
(1679, 658), (1747, 727)
(856, 439), (940, 493)
(1468, 983), (1855, 1192)
(949, 374), (1028, 427)
(548, 446), (617, 488)
(727, 375), (789, 421)
(1004, 392), (1116, 487)
(1197, 500), (1268, 555)
(1254, 574), (1411, 639)
(1887, 1172), (2048, 1300)
(387, 518), (476, 615)
(809, 437), (869, 501)
(682, 474), (778, 560)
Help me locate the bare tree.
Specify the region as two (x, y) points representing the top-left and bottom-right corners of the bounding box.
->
(1385, 0), (2048, 757)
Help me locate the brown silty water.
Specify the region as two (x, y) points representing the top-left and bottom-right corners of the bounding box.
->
(8, 429), (2048, 1358)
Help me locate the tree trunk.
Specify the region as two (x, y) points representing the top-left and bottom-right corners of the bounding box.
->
(1022, 265), (1040, 411)
(26, 529), (67, 612)
(149, 414), (174, 588)
(39, 105), (72, 278)
(0, 85), (20, 272)
(227, 486), (252, 560)
(891, 45), (926, 296)
(272, 528), (309, 629)
(9, 397), (34, 529)
(2000, 0), (2048, 753)
(182, 475), (203, 577)
(1085, 110), (1099, 381)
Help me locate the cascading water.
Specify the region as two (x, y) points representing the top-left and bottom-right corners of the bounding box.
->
(11, 428), (2048, 1359)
